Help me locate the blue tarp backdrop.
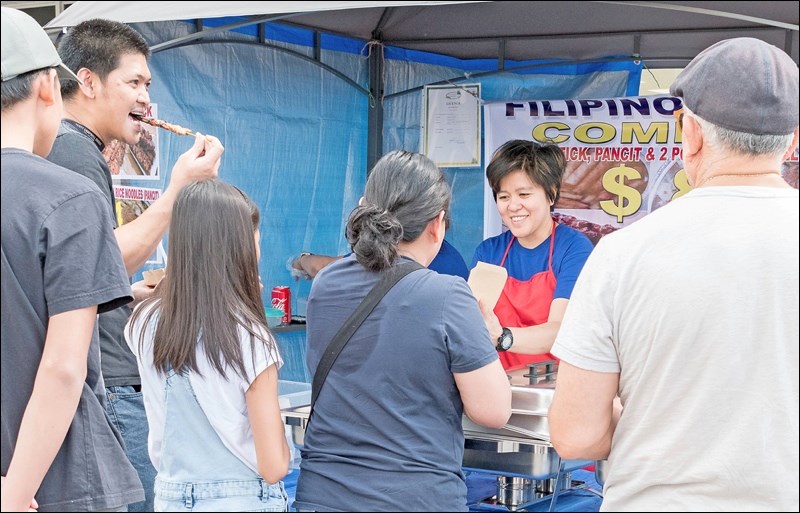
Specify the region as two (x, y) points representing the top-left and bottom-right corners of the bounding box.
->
(124, 18), (641, 314)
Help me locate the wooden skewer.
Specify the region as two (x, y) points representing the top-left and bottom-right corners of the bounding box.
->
(137, 116), (194, 136)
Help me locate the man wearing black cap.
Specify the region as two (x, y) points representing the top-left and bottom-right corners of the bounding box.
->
(1, 7), (143, 512)
(547, 38), (799, 511)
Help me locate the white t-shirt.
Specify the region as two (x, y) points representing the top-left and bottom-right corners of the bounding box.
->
(552, 186), (799, 511)
(126, 301), (283, 474)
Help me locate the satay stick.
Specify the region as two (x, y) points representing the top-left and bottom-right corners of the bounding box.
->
(136, 115), (194, 136)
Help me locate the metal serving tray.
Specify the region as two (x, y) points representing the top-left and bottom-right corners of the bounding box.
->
(460, 364), (593, 477)
(462, 364), (557, 443)
(283, 404), (579, 479)
(462, 436), (589, 479)
(282, 404), (310, 447)
(280, 363), (589, 479)
(462, 409), (550, 442)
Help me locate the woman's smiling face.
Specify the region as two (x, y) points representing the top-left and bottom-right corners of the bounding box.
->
(495, 169), (553, 247)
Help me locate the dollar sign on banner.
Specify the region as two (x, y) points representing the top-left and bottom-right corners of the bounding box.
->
(599, 164), (643, 223)
(672, 168), (692, 201)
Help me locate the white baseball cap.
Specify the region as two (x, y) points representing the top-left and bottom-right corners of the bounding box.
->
(1, 6), (81, 84)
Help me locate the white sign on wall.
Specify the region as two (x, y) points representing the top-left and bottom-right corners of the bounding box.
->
(422, 84), (481, 168)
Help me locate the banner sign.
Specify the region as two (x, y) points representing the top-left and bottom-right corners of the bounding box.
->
(484, 95), (798, 244)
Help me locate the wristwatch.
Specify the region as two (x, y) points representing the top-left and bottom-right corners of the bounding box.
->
(496, 327), (513, 352)
(295, 252), (313, 279)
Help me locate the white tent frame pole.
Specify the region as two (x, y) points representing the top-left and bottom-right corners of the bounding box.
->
(595, 1), (798, 31)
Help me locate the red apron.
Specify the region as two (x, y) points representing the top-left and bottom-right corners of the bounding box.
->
(494, 221), (558, 371)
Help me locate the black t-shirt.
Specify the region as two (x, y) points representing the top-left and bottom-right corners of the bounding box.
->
(1, 149), (142, 510)
(47, 121), (140, 386)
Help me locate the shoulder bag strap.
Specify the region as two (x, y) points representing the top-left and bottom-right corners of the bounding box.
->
(309, 260), (424, 420)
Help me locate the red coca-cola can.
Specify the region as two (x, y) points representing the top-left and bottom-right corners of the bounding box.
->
(271, 286), (292, 325)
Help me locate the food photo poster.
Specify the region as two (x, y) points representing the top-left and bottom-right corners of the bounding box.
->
(113, 185), (166, 265)
(103, 103), (160, 180)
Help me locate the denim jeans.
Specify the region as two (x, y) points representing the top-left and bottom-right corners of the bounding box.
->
(152, 370), (288, 511)
(106, 386), (157, 512)
(154, 479), (288, 512)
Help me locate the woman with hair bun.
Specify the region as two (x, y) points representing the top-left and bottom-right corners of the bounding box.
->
(294, 150), (511, 512)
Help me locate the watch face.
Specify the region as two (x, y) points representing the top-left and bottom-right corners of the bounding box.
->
(497, 329), (513, 351)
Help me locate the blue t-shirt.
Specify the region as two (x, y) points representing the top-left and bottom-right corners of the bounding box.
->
(295, 254), (498, 512)
(471, 224), (593, 300)
(429, 239), (469, 280)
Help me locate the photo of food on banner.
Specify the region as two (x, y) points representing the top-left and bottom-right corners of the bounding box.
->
(101, 103), (160, 179)
(554, 152), (798, 245)
(781, 152), (798, 189)
(554, 159), (648, 244)
(646, 153), (798, 214)
(111, 185), (166, 265)
(118, 198), (148, 225)
(645, 159), (689, 212)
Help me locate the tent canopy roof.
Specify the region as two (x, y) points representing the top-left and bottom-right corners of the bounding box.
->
(46, 1), (798, 68)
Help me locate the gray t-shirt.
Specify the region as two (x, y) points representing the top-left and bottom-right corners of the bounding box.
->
(1, 149), (143, 511)
(294, 255), (498, 512)
(47, 121), (139, 387)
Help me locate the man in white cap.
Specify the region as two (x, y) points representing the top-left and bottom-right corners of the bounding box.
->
(1, 7), (144, 512)
(548, 37), (798, 511)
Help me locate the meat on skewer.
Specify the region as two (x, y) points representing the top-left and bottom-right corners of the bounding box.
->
(135, 115), (194, 136)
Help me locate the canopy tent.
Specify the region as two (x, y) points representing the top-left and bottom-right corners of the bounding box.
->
(36, 1), (799, 323)
(43, 1), (800, 170)
(46, 1), (799, 67)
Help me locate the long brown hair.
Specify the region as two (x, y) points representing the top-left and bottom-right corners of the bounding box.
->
(129, 179), (276, 379)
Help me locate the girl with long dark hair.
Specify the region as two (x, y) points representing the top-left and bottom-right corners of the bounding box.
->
(127, 179), (289, 511)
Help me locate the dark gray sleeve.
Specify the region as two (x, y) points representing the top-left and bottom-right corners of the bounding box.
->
(47, 132), (117, 226)
(442, 278), (499, 373)
(43, 189), (132, 316)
